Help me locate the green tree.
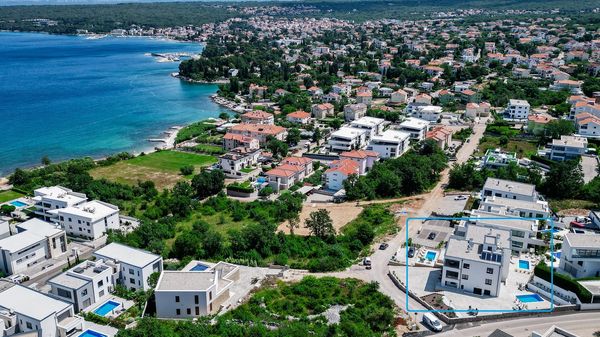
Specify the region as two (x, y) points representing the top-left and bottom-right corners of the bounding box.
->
(0, 205), (16, 216)
(582, 77), (600, 97)
(305, 209), (335, 239)
(179, 165), (194, 176)
(312, 127), (322, 144)
(542, 160), (584, 199)
(544, 119), (576, 140)
(41, 156), (51, 166)
(286, 127), (301, 146)
(191, 170), (224, 199)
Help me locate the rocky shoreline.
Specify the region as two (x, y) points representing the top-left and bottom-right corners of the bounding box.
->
(171, 72), (229, 84)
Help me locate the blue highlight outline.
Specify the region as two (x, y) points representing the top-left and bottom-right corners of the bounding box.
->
(404, 216), (554, 313)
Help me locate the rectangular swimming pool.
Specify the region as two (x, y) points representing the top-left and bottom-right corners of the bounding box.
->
(516, 294), (543, 303)
(78, 330), (107, 337)
(93, 300), (120, 316)
(518, 260), (530, 269)
(425, 251), (437, 261)
(190, 263), (209, 271)
(9, 200), (27, 207)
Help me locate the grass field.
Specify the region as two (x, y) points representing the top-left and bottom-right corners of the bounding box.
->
(0, 190), (25, 203)
(90, 150), (217, 190)
(476, 136), (538, 158)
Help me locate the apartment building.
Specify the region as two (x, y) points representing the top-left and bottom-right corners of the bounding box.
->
(343, 103), (367, 121)
(411, 105), (443, 122)
(56, 200), (119, 240)
(328, 127), (368, 152)
(481, 178), (542, 202)
(367, 129), (411, 159)
(546, 135), (588, 161)
(240, 110), (274, 125)
(265, 157), (313, 192)
(575, 113), (600, 138)
(286, 110), (311, 124)
(0, 282), (82, 337)
(442, 225), (511, 297)
(155, 262), (240, 318)
(426, 126), (452, 149)
(478, 196), (550, 219)
(398, 117), (429, 140)
(339, 150), (379, 174)
(468, 212), (544, 253)
(228, 124), (287, 145)
(324, 159), (360, 191)
(505, 99), (530, 120)
(560, 233), (600, 278)
(0, 219), (67, 276)
(48, 259), (115, 312)
(349, 116), (386, 139)
(93, 243), (163, 291)
(32, 186), (86, 222)
(222, 133), (259, 151)
(218, 147), (261, 178)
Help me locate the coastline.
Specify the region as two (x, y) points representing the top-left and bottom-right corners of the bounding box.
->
(171, 72), (229, 84)
(0, 32), (221, 180)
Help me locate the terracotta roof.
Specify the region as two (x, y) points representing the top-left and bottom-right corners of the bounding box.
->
(266, 168), (297, 178)
(287, 111), (311, 119)
(326, 159), (360, 176)
(282, 157), (312, 166)
(231, 124), (286, 135)
(340, 150), (379, 159)
(242, 110), (273, 120)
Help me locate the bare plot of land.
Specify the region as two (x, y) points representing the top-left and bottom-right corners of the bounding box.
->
(278, 202), (365, 235)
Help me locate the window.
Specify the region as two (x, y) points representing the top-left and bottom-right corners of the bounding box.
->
(129, 278), (135, 284)
(57, 288), (72, 299)
(129, 268), (134, 275)
(485, 279), (493, 285)
(82, 289), (88, 296)
(463, 263), (470, 269)
(209, 292), (212, 301)
(175, 296), (180, 303)
(486, 268), (494, 274)
(176, 309), (180, 315)
(26, 322), (32, 329)
(97, 280), (104, 287)
(187, 308), (191, 315)
(194, 295), (199, 304)
(461, 274), (468, 280)
(195, 307), (199, 315)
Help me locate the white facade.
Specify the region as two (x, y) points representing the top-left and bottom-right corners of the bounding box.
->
(32, 186), (86, 222)
(49, 259), (115, 312)
(328, 127), (368, 152)
(367, 130), (410, 158)
(548, 135), (588, 161)
(560, 233), (600, 278)
(505, 99), (530, 120)
(0, 282), (82, 337)
(56, 200), (119, 240)
(349, 116), (386, 139)
(218, 148), (260, 178)
(93, 243), (163, 291)
(442, 225), (511, 297)
(398, 117), (429, 140)
(155, 262), (239, 318)
(480, 178), (541, 203)
(412, 105), (443, 122)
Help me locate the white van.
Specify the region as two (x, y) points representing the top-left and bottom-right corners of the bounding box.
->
(423, 313), (443, 332)
(363, 257), (371, 266)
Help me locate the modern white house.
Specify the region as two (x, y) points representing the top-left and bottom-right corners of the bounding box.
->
(442, 225), (511, 297)
(411, 105), (443, 122)
(32, 186), (87, 222)
(155, 261), (239, 318)
(0, 281), (83, 337)
(48, 259), (116, 312)
(468, 211), (544, 253)
(349, 116), (386, 139)
(559, 233), (600, 278)
(398, 117), (429, 140)
(328, 127), (368, 152)
(366, 129), (411, 158)
(93, 243), (163, 291)
(575, 113), (600, 138)
(218, 147), (261, 178)
(478, 196), (550, 219)
(324, 159), (360, 191)
(546, 135), (588, 161)
(504, 99), (530, 120)
(0, 218), (67, 276)
(55, 200), (120, 240)
(480, 178), (543, 203)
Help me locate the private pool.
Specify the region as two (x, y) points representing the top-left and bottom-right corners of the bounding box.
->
(518, 259), (530, 269)
(78, 330), (107, 337)
(553, 251), (562, 259)
(425, 251), (437, 261)
(94, 300), (120, 317)
(516, 294), (543, 303)
(9, 200), (27, 208)
(256, 177), (267, 183)
(190, 263), (209, 271)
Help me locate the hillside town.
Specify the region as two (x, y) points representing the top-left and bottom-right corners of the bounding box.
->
(0, 3), (600, 337)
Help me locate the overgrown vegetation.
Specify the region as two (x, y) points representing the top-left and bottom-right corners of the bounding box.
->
(117, 276), (397, 337)
(534, 262), (592, 303)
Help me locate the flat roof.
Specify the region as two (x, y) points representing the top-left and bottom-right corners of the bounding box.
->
(58, 200), (118, 221)
(482, 178), (536, 197)
(156, 271), (217, 291)
(94, 243), (160, 267)
(371, 129), (410, 142)
(564, 233), (600, 249)
(473, 211), (537, 232)
(330, 126), (367, 139)
(33, 186), (86, 205)
(0, 231), (44, 253)
(399, 117), (429, 130)
(16, 218), (64, 237)
(509, 99), (530, 106)
(0, 284), (71, 321)
(48, 273), (88, 290)
(481, 196), (548, 212)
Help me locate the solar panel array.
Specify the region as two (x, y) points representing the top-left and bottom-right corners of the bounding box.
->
(481, 251), (502, 263)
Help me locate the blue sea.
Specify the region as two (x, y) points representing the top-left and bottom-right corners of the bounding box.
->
(0, 32), (227, 176)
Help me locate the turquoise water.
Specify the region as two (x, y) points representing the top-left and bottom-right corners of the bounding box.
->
(190, 263), (209, 271)
(78, 330), (107, 337)
(518, 259), (530, 269)
(516, 294), (543, 303)
(0, 32), (227, 176)
(9, 200), (27, 207)
(425, 251), (437, 261)
(94, 300), (120, 316)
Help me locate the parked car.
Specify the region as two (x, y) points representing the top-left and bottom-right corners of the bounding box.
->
(379, 243), (389, 250)
(423, 313), (443, 332)
(427, 232), (437, 240)
(454, 195), (467, 201)
(407, 247), (416, 258)
(363, 257), (371, 266)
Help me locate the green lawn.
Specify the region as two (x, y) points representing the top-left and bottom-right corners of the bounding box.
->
(476, 136), (538, 158)
(0, 190), (25, 203)
(90, 150), (217, 190)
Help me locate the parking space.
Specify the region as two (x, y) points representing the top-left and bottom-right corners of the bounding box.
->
(430, 195), (469, 216)
(413, 219), (453, 248)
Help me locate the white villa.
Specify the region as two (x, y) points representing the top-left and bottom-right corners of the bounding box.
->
(349, 116), (386, 139)
(32, 186), (86, 222)
(55, 200), (120, 240)
(560, 233), (600, 278)
(366, 129), (411, 158)
(328, 127), (368, 152)
(505, 99), (530, 120)
(398, 117), (429, 140)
